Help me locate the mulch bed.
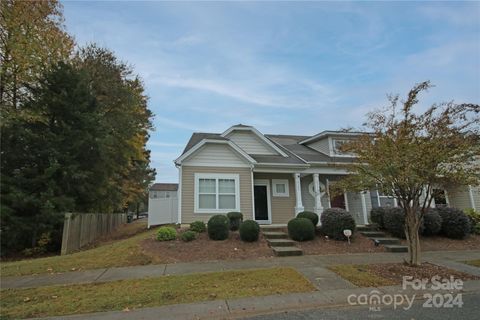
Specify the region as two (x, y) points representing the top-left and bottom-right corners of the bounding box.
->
(367, 262), (480, 284)
(401, 234), (480, 252)
(298, 231), (385, 255)
(141, 229), (274, 263)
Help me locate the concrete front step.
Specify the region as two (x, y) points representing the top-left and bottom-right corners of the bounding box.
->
(370, 237), (401, 245)
(384, 244), (409, 252)
(271, 246), (303, 257)
(360, 231), (386, 238)
(267, 239), (296, 247)
(260, 225), (286, 232)
(356, 224), (379, 232)
(263, 232), (288, 239)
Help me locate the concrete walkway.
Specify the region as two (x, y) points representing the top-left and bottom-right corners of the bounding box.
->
(3, 250), (480, 290)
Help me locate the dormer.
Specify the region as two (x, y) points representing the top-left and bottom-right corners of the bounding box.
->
(221, 124), (288, 157)
(299, 131), (362, 157)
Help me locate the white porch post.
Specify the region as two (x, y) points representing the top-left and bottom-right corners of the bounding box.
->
(468, 185), (476, 209)
(293, 173), (304, 214)
(360, 191), (368, 225)
(313, 174), (324, 217)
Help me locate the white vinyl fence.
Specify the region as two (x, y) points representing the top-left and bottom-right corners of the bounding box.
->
(148, 191), (178, 227)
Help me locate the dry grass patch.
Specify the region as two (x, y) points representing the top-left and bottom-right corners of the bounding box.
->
(465, 260), (480, 267)
(329, 262), (479, 287)
(328, 265), (396, 287)
(1, 226), (159, 277)
(0, 267), (315, 319)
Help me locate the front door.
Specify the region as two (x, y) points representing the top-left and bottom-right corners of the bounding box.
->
(254, 180), (271, 224)
(330, 193), (346, 209)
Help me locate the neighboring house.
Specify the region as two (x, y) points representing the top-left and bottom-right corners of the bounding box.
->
(148, 183), (179, 227)
(174, 124), (480, 225)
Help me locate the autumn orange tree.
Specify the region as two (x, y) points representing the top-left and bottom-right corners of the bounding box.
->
(338, 81), (479, 266)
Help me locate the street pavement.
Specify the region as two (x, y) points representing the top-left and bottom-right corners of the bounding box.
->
(241, 291), (480, 320)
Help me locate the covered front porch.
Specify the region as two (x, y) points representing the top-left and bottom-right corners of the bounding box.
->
(252, 169), (372, 225)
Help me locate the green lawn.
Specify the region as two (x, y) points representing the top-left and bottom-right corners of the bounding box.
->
(328, 264), (396, 287)
(0, 267), (315, 319)
(1, 227), (160, 277)
(465, 260), (480, 268)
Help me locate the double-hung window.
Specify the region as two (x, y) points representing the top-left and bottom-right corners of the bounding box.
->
(195, 173), (240, 213)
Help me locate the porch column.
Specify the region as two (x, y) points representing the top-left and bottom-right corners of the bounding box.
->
(293, 173), (304, 214)
(468, 185), (476, 209)
(313, 174), (324, 217)
(360, 191), (368, 225)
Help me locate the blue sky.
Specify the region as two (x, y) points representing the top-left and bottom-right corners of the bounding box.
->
(62, 1), (480, 183)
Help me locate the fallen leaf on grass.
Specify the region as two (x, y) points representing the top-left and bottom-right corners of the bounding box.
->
(123, 307), (130, 312)
(23, 297), (31, 302)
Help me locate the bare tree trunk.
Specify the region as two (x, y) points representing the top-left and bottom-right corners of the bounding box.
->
(405, 207), (421, 266)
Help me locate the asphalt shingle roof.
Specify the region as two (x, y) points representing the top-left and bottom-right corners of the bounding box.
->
(179, 129), (361, 165)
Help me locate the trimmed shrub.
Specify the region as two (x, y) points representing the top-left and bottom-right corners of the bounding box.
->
(157, 226), (177, 241)
(207, 215), (230, 240)
(227, 212), (243, 231)
(320, 208), (356, 240)
(422, 209), (442, 236)
(437, 207), (471, 239)
(239, 220), (260, 242)
(181, 230), (197, 242)
(288, 218), (315, 241)
(190, 221), (206, 233)
(297, 211), (319, 226)
(383, 208), (406, 238)
(464, 209), (480, 233)
(473, 223), (480, 235)
(369, 207), (387, 228)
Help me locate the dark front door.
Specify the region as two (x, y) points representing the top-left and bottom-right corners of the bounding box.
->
(254, 185), (269, 221)
(330, 193), (346, 209)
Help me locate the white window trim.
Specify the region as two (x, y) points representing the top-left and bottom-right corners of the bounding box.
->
(194, 173), (240, 214)
(254, 179), (272, 224)
(272, 179), (289, 197)
(329, 138), (356, 158)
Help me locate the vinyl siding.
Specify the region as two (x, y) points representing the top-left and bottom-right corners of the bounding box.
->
(183, 143), (250, 167)
(180, 166), (253, 223)
(254, 173), (296, 224)
(226, 131), (278, 155)
(307, 138), (330, 155)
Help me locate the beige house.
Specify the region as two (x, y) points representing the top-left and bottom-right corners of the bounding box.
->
(174, 124), (480, 225)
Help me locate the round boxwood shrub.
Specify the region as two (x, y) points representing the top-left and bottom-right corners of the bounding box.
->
(207, 215), (230, 240)
(288, 218), (315, 241)
(156, 226), (177, 241)
(297, 211), (319, 226)
(437, 207), (471, 239)
(181, 230), (197, 242)
(320, 208), (356, 240)
(370, 207), (387, 228)
(464, 209), (480, 233)
(227, 212), (243, 231)
(422, 209), (442, 236)
(239, 220), (260, 242)
(190, 221), (206, 233)
(383, 208), (406, 238)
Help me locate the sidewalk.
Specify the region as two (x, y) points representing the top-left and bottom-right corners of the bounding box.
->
(3, 250), (480, 290)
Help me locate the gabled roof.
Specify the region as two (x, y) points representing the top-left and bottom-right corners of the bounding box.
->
(177, 125), (366, 167)
(175, 138), (256, 165)
(221, 125), (288, 157)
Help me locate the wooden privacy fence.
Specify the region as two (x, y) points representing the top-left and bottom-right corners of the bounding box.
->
(61, 212), (127, 255)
